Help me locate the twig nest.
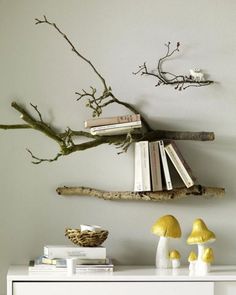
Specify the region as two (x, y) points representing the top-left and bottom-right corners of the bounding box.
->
(65, 228), (109, 247)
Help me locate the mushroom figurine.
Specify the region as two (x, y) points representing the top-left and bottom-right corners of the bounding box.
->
(187, 219), (215, 275)
(188, 251), (197, 274)
(201, 248), (214, 275)
(151, 215), (182, 269)
(169, 250), (181, 268)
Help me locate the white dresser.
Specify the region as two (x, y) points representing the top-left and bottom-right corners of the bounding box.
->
(7, 265), (236, 295)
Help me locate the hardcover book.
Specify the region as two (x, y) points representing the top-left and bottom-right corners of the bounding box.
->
(164, 141), (196, 188)
(90, 120), (142, 135)
(134, 141), (151, 192)
(35, 256), (107, 266)
(149, 141), (162, 191)
(44, 245), (106, 259)
(158, 140), (173, 190)
(85, 114), (141, 128)
(29, 259), (113, 272)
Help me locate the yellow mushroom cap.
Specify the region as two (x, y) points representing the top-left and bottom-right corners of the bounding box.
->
(151, 215), (181, 238)
(188, 251), (197, 262)
(169, 250), (181, 260)
(187, 219), (216, 245)
(202, 248), (214, 263)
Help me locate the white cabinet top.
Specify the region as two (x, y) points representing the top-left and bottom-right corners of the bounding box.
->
(7, 265), (236, 282)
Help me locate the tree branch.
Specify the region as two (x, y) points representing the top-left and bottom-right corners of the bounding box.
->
(0, 124), (31, 129)
(35, 15), (153, 131)
(56, 185), (225, 201)
(134, 42), (214, 90)
(35, 16), (108, 91)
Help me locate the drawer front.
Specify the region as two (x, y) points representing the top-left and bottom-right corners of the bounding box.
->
(13, 281), (214, 295)
(215, 282), (236, 295)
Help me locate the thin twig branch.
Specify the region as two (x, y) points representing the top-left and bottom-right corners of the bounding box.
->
(134, 42), (214, 90)
(27, 149), (62, 164)
(35, 16), (108, 91)
(35, 15), (153, 130)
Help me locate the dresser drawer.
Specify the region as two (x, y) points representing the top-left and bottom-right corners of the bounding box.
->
(13, 281), (214, 295)
(215, 282), (236, 295)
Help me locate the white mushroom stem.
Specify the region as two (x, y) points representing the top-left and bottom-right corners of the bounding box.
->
(156, 236), (170, 268)
(172, 259), (180, 269)
(197, 244), (205, 262)
(189, 261), (196, 273)
(196, 244), (206, 274)
(197, 262), (210, 275)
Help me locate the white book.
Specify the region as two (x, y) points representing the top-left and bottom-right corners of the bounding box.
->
(90, 125), (141, 136)
(134, 141), (151, 192)
(149, 142), (162, 191)
(90, 120), (142, 132)
(85, 114), (141, 128)
(158, 140), (173, 190)
(134, 142), (143, 191)
(44, 245), (106, 259)
(29, 259), (113, 272)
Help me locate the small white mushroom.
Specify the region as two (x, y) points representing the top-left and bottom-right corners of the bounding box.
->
(200, 248), (214, 275)
(188, 251), (197, 275)
(169, 250), (181, 269)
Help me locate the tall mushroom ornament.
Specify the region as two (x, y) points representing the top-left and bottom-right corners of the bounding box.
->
(187, 219), (216, 275)
(151, 215), (181, 268)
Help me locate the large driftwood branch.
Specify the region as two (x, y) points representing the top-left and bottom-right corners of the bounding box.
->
(134, 42), (214, 91)
(0, 101), (215, 163)
(35, 16), (152, 131)
(56, 185), (225, 201)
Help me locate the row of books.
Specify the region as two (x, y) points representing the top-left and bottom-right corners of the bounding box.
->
(29, 245), (113, 273)
(134, 140), (196, 192)
(84, 114), (142, 136)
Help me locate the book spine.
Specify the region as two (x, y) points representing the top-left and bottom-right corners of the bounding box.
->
(44, 246), (106, 259)
(158, 140), (173, 190)
(85, 114), (141, 128)
(134, 142), (143, 191)
(90, 125), (140, 136)
(165, 143), (195, 188)
(90, 120), (142, 132)
(149, 142), (162, 191)
(141, 141), (151, 191)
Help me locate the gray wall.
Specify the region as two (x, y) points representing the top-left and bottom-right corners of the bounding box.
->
(0, 0), (236, 293)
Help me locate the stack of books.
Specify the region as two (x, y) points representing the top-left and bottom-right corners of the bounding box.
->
(134, 140), (196, 192)
(29, 245), (113, 273)
(84, 114), (142, 136)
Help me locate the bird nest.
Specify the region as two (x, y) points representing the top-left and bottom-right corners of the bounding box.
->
(65, 228), (109, 247)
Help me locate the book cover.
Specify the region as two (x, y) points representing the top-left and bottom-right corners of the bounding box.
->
(85, 114), (141, 128)
(164, 141), (196, 188)
(149, 142), (162, 191)
(158, 140), (173, 190)
(44, 245), (106, 259)
(90, 125), (141, 136)
(134, 141), (151, 192)
(29, 259), (113, 273)
(90, 120), (142, 132)
(134, 142), (143, 191)
(35, 256), (107, 266)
